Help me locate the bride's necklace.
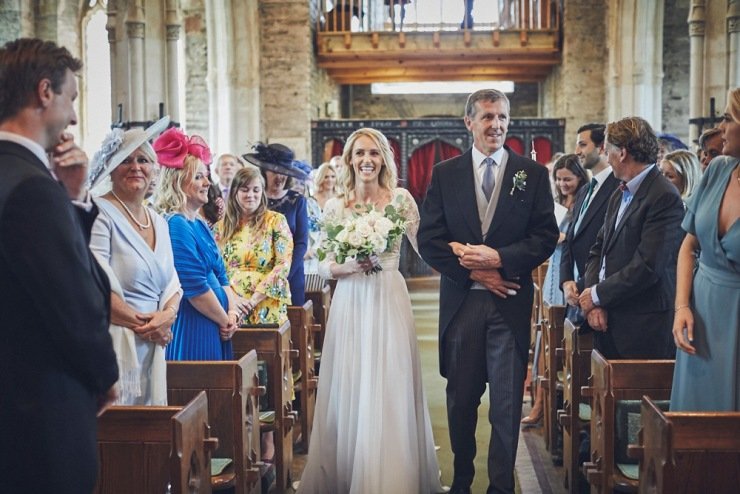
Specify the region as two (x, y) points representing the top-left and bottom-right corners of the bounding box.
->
(111, 190), (151, 229)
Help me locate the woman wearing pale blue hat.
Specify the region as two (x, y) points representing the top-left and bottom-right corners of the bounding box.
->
(244, 143), (310, 306)
(87, 117), (182, 405)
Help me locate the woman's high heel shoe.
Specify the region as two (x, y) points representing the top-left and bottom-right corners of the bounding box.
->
(521, 409), (543, 427)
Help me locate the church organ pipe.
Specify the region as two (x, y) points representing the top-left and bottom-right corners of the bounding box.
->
(688, 0), (706, 146)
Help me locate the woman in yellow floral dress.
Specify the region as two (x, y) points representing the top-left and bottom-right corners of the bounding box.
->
(215, 165), (293, 325)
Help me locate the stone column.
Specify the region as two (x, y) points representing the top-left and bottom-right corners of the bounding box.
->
(166, 0), (181, 124)
(205, 0), (233, 154)
(126, 0), (146, 123)
(728, 0), (740, 88)
(688, 0), (706, 144)
(35, 0), (57, 42)
(606, 0), (664, 128)
(106, 0), (119, 123)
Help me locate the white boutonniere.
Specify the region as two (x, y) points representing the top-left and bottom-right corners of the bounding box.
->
(510, 170), (527, 195)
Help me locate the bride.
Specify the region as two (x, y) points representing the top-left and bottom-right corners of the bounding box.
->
(297, 128), (446, 494)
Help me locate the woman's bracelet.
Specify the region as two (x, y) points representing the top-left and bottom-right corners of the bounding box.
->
(674, 304), (690, 313)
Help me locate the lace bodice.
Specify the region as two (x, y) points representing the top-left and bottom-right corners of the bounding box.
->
(318, 188), (420, 277)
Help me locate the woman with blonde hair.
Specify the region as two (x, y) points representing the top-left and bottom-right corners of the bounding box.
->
(659, 149), (702, 201)
(313, 161), (339, 210)
(298, 128), (445, 493)
(154, 128), (240, 360)
(215, 165), (293, 325)
(671, 87), (740, 411)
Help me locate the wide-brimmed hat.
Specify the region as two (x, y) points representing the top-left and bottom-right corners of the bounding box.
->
(88, 116), (170, 190)
(242, 142), (308, 180)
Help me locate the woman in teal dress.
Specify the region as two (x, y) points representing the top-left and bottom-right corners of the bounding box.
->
(671, 87), (740, 411)
(153, 128), (240, 361)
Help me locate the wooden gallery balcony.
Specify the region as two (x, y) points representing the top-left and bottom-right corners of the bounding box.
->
(316, 0), (562, 84)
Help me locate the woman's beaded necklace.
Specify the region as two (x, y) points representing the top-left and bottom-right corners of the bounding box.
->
(111, 190), (151, 229)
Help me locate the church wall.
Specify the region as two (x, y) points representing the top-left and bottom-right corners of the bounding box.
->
(259, 0), (314, 160)
(181, 0), (209, 137)
(662, 0), (690, 140)
(542, 0), (607, 146)
(347, 83), (539, 120)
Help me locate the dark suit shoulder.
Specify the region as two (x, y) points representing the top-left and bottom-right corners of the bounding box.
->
(644, 167), (684, 203)
(434, 149), (472, 172)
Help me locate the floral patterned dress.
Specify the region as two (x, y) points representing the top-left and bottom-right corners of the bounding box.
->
(215, 210), (293, 325)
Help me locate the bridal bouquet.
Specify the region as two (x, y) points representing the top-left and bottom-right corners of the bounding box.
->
(317, 202), (407, 274)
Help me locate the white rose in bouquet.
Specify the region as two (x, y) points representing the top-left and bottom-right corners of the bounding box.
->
(336, 228), (349, 244)
(347, 230), (364, 247)
(373, 216), (394, 237)
(368, 232), (387, 252)
(355, 218), (374, 238)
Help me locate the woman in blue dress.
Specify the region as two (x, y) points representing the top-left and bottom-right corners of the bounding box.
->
(671, 87), (740, 411)
(244, 143), (309, 306)
(88, 118), (180, 404)
(154, 127), (240, 360)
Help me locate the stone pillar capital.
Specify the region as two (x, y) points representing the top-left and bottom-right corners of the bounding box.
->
(126, 21), (145, 39)
(688, 0), (706, 36)
(728, 1), (740, 34)
(166, 25), (181, 41)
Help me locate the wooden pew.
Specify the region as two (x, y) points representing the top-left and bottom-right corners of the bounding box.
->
(540, 302), (565, 454)
(305, 283), (331, 359)
(581, 351), (674, 494)
(287, 302), (319, 453)
(232, 323), (295, 493)
(557, 318), (593, 494)
(629, 396), (740, 494)
(95, 391), (216, 494)
(167, 352), (263, 494)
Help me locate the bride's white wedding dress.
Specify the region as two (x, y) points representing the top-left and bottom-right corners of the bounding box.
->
(297, 188), (445, 494)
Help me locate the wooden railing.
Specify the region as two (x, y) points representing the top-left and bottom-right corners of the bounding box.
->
(318, 0), (560, 34)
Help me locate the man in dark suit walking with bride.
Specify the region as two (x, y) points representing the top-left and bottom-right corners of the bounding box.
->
(419, 89), (558, 494)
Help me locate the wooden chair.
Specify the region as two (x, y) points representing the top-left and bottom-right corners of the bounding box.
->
(629, 396), (740, 494)
(581, 351), (674, 494)
(167, 352), (264, 494)
(540, 302), (565, 453)
(95, 391), (217, 494)
(557, 319), (593, 493)
(232, 323), (295, 493)
(287, 302), (319, 452)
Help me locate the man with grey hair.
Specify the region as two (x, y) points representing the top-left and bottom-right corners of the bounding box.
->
(578, 116), (684, 359)
(419, 89), (558, 494)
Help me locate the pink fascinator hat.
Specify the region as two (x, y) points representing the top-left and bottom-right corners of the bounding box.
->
(153, 127), (212, 169)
